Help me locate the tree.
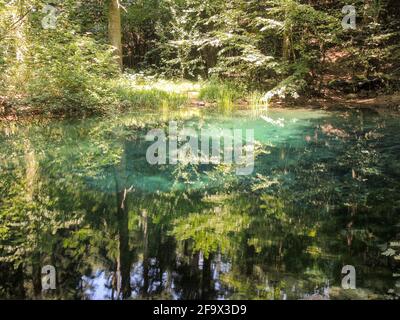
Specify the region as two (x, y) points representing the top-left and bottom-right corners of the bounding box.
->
(108, 0), (123, 70)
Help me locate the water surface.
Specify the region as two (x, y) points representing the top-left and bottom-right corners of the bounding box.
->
(1, 107), (400, 300)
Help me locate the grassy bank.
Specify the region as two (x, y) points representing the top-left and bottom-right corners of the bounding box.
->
(2, 71), (399, 121)
(1, 73), (272, 119)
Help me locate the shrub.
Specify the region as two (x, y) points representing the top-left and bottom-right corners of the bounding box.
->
(3, 31), (119, 115)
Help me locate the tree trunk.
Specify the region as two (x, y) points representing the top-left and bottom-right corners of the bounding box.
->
(108, 0), (123, 70)
(282, 32), (291, 61)
(141, 209), (149, 297)
(116, 187), (132, 299)
(114, 142), (132, 299)
(13, 0), (28, 86)
(24, 139), (37, 201)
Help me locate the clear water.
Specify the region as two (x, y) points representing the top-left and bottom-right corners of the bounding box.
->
(1, 107), (400, 300)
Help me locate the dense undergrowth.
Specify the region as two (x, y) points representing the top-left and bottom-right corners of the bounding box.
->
(1, 0), (399, 117)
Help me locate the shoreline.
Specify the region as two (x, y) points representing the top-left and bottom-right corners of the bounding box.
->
(291, 93), (400, 112)
(2, 93), (400, 122)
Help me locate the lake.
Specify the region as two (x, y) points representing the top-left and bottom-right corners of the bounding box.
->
(1, 107), (399, 300)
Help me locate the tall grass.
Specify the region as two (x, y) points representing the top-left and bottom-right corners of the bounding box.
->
(248, 91), (267, 110)
(110, 78), (189, 109)
(199, 80), (246, 111)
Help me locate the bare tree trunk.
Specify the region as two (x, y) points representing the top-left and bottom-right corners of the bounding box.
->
(108, 0), (123, 70)
(32, 251), (42, 299)
(141, 209), (150, 297)
(282, 36), (289, 61)
(24, 139), (37, 201)
(116, 187), (132, 299)
(114, 142), (132, 299)
(15, 0), (27, 63)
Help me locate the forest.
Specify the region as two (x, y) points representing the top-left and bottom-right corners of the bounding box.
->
(0, 0), (400, 301)
(1, 0), (399, 115)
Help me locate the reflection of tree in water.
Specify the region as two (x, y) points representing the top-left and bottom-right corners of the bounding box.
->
(1, 110), (400, 299)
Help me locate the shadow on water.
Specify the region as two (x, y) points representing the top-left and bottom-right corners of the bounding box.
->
(1, 107), (400, 300)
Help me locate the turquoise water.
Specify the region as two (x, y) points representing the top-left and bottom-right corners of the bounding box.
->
(1, 107), (400, 300)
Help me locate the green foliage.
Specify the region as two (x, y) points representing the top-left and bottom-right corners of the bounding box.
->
(171, 207), (250, 258)
(25, 37), (118, 114)
(199, 79), (246, 110)
(1, 0), (399, 114)
(1, 1), (120, 115)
